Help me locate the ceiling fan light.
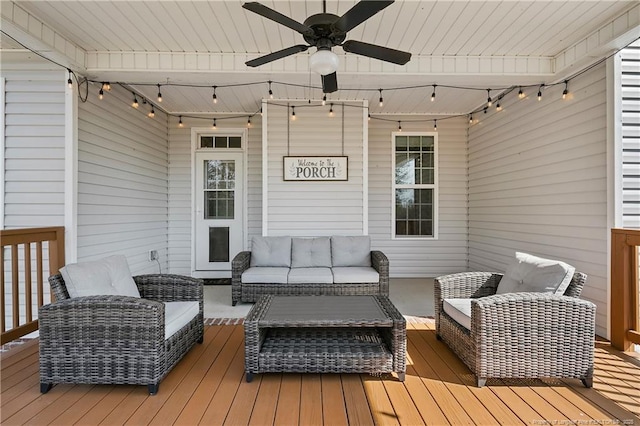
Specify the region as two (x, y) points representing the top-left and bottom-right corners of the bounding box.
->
(309, 49), (339, 75)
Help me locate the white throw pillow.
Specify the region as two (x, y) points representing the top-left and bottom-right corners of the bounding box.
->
(60, 255), (140, 298)
(496, 252), (575, 295)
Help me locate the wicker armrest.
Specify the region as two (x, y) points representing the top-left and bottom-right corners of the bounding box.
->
(39, 295), (165, 344)
(134, 274), (203, 304)
(232, 251), (252, 305)
(371, 250), (389, 295)
(435, 271), (502, 301)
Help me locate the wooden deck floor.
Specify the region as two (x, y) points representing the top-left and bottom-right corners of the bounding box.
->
(2, 320), (639, 425)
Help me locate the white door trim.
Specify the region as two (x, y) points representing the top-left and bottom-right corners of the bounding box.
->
(190, 127), (248, 277)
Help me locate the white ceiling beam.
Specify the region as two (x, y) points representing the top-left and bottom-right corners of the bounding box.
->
(553, 3), (639, 82)
(1, 2), (86, 73)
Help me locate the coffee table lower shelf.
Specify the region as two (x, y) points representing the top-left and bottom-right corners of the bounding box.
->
(246, 327), (401, 382)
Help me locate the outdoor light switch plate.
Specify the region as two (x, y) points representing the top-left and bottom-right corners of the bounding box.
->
(149, 250), (159, 261)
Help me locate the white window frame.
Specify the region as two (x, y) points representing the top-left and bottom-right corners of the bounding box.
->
(391, 131), (439, 240)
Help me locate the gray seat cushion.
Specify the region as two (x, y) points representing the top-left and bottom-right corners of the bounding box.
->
(164, 301), (199, 340)
(250, 236), (292, 267)
(443, 298), (472, 331)
(330, 236), (371, 267)
(291, 237), (332, 268)
(331, 266), (379, 284)
(288, 267), (333, 284)
(242, 267), (290, 284)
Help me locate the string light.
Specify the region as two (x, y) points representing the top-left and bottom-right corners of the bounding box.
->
(433, 120), (437, 131)
(67, 69), (73, 88)
(496, 101), (502, 112)
(368, 112), (371, 121)
(291, 106), (296, 120)
(132, 93), (139, 108)
(518, 87), (525, 99)
(102, 82), (110, 91)
(178, 116), (184, 127)
(247, 116), (251, 127)
(469, 114), (473, 124)
(379, 89), (383, 107)
(157, 84), (162, 103)
(148, 105), (155, 118)
(562, 81), (568, 99)
(259, 107), (263, 116)
(398, 121), (402, 132)
(329, 103), (334, 117)
(98, 88), (104, 100)
(431, 85), (436, 102)
(268, 80), (273, 99)
(212, 118), (217, 129)
(486, 89), (492, 107)
(212, 86), (218, 104)
(537, 85), (543, 101)
(322, 95), (326, 106)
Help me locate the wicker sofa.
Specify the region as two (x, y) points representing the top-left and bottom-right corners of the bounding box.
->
(232, 235), (389, 305)
(434, 270), (596, 387)
(40, 272), (204, 395)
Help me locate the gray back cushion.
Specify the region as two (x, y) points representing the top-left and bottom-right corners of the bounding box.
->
(496, 252), (576, 295)
(291, 237), (332, 268)
(250, 236), (292, 267)
(331, 236), (371, 267)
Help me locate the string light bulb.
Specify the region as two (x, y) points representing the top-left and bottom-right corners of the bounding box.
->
(178, 116), (184, 127)
(247, 116), (251, 127)
(469, 114), (473, 124)
(291, 106), (296, 120)
(378, 89), (383, 107)
(329, 103), (334, 117)
(398, 121), (402, 132)
(268, 81), (273, 99)
(368, 112), (371, 121)
(148, 105), (155, 118)
(562, 81), (568, 99)
(496, 101), (502, 112)
(67, 70), (73, 88)
(102, 82), (110, 91)
(518, 87), (525, 99)
(537, 85), (543, 101)
(132, 93), (139, 108)
(212, 118), (217, 129)
(433, 120), (437, 131)
(486, 89), (492, 107)
(431, 85), (436, 102)
(322, 95), (326, 106)
(212, 86), (218, 104)
(98, 88), (104, 100)
(157, 84), (162, 103)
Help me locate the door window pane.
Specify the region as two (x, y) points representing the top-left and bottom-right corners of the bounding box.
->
(209, 227), (229, 262)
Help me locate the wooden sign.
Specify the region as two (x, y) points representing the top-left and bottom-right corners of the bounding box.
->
(283, 156), (348, 181)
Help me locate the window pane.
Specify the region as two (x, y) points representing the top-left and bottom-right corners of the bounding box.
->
(421, 136), (434, 151)
(201, 136), (213, 148)
(204, 191), (234, 219)
(408, 136), (421, 151)
(215, 136), (227, 148)
(208, 227), (229, 262)
(229, 137), (241, 148)
(396, 136), (408, 151)
(420, 221), (433, 236)
(421, 152), (434, 167)
(421, 168), (434, 185)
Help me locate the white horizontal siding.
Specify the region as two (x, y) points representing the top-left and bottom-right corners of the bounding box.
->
(468, 63), (608, 336)
(264, 102), (365, 237)
(620, 43), (640, 229)
(1, 66), (64, 328)
(369, 116), (468, 277)
(167, 115), (262, 275)
(77, 84), (169, 275)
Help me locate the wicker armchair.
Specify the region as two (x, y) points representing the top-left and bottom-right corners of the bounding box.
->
(434, 271), (595, 387)
(39, 274), (204, 395)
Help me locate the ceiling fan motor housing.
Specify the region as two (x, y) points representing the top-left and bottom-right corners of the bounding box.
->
(302, 14), (346, 46)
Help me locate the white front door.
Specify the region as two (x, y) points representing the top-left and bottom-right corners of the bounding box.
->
(195, 151), (244, 272)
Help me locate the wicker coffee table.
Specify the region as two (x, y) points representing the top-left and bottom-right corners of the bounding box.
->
(244, 295), (406, 382)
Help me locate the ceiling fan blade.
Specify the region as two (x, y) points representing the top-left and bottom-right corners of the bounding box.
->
(332, 0), (394, 33)
(243, 2), (314, 36)
(321, 72), (338, 94)
(246, 45), (309, 67)
(342, 40), (411, 65)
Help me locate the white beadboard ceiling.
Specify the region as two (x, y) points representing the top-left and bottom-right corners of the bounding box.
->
(3, 0), (639, 116)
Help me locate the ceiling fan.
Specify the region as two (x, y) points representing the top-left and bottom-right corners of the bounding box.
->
(242, 0), (412, 94)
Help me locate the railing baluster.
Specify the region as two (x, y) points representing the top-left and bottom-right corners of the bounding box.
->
(11, 245), (20, 329)
(1, 247), (5, 333)
(25, 243), (32, 322)
(37, 241), (44, 307)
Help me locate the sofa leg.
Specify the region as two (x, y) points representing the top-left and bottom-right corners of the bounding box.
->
(476, 377), (487, 387)
(581, 377), (593, 388)
(246, 372), (254, 382)
(40, 383), (52, 394)
(148, 383), (159, 395)
(232, 300), (237, 306)
(435, 334), (442, 341)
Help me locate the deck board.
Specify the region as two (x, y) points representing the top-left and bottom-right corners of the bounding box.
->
(2, 322), (640, 426)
